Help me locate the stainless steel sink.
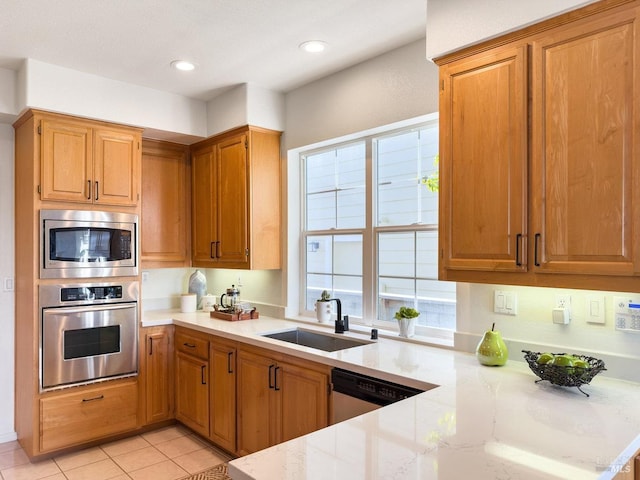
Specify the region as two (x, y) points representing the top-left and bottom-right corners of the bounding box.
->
(261, 328), (371, 352)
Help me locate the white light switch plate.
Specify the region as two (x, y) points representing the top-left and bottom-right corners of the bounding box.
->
(586, 295), (605, 324)
(494, 290), (517, 315)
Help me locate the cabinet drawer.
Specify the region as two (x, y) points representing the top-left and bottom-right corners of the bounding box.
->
(175, 330), (209, 360)
(40, 381), (138, 452)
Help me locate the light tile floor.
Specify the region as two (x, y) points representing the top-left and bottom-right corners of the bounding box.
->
(0, 425), (232, 480)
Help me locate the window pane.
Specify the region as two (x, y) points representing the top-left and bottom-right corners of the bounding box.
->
(416, 231), (438, 278)
(379, 232), (414, 277)
(305, 142), (365, 230)
(417, 279), (456, 329)
(305, 234), (362, 313)
(376, 127), (439, 226)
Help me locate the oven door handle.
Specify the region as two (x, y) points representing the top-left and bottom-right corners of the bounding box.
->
(42, 303), (137, 315)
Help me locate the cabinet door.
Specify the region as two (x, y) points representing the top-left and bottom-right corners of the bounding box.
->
(192, 145), (217, 266)
(439, 45), (528, 275)
(40, 118), (93, 203)
(531, 9), (640, 276)
(210, 340), (236, 453)
(144, 328), (173, 424)
(175, 352), (209, 437)
(216, 133), (249, 267)
(277, 361), (329, 443)
(236, 349), (278, 455)
(141, 140), (190, 267)
(93, 127), (140, 206)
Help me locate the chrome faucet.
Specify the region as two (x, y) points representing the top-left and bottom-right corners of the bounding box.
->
(330, 298), (349, 333)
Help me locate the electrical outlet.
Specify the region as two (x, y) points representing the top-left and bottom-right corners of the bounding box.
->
(141, 271), (149, 283)
(555, 294), (571, 309)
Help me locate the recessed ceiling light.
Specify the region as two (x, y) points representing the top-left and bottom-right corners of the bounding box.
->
(170, 60), (196, 71)
(299, 40), (327, 53)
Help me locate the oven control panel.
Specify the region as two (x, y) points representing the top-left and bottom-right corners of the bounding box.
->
(61, 285), (123, 302)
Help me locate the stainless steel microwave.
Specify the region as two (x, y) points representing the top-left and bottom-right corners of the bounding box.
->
(40, 209), (138, 279)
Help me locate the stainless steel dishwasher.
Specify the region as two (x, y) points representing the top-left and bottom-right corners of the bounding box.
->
(331, 368), (425, 424)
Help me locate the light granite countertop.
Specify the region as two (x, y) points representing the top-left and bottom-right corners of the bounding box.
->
(143, 310), (640, 480)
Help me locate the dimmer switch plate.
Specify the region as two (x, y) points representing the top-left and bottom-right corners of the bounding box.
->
(494, 290), (517, 315)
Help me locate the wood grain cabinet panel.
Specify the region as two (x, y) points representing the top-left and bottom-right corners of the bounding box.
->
(143, 326), (174, 425)
(39, 114), (141, 206)
(437, 2), (640, 291)
(40, 381), (138, 452)
(190, 125), (282, 270)
(531, 8), (640, 276)
(210, 338), (237, 453)
(141, 139), (190, 267)
(439, 45), (528, 274)
(236, 346), (329, 456)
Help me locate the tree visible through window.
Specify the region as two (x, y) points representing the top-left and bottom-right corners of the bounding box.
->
(303, 118), (455, 337)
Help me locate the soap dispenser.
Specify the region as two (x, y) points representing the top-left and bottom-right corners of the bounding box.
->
(475, 323), (508, 366)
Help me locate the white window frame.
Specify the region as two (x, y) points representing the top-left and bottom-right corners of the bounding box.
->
(285, 113), (454, 344)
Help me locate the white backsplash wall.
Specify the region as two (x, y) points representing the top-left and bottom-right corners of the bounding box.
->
(141, 267), (284, 317)
(455, 283), (640, 382)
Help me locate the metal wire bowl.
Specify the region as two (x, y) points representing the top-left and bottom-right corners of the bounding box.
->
(522, 350), (606, 397)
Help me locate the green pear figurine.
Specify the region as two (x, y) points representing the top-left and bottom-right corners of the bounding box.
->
(476, 323), (508, 366)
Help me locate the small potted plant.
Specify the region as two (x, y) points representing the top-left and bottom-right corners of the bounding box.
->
(315, 290), (332, 323)
(394, 306), (420, 338)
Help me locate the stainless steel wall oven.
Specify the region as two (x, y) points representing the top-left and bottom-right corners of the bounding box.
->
(39, 281), (139, 391)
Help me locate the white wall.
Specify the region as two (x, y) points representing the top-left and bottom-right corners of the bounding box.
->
(456, 283), (640, 383)
(0, 124), (15, 442)
(20, 59), (208, 141)
(426, 0), (597, 59)
(285, 39), (438, 150)
(206, 83), (285, 136)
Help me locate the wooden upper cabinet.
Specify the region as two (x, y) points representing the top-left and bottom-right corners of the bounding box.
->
(141, 140), (190, 267)
(439, 45), (528, 274)
(93, 127), (140, 206)
(39, 113), (141, 206)
(191, 144), (217, 265)
(191, 125), (282, 270)
(437, 1), (640, 291)
(40, 118), (93, 203)
(531, 8), (640, 276)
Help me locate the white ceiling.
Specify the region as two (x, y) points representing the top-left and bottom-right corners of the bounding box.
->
(0, 0), (427, 101)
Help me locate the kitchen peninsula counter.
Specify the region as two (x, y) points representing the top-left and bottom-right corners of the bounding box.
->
(143, 310), (640, 479)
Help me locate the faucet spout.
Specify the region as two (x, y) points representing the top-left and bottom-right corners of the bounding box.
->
(330, 298), (344, 333)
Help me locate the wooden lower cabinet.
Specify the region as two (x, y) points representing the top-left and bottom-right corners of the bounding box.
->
(142, 326), (174, 424)
(236, 347), (330, 456)
(40, 380), (138, 452)
(209, 338), (237, 453)
(175, 328), (210, 437)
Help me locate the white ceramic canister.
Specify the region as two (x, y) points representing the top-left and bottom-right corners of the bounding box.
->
(180, 293), (197, 313)
(315, 300), (332, 323)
